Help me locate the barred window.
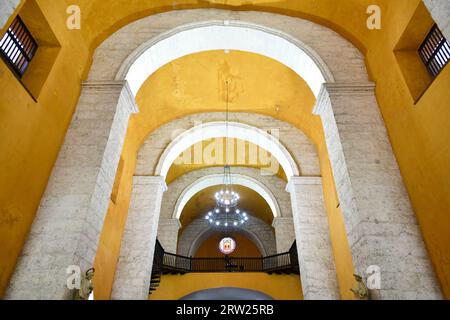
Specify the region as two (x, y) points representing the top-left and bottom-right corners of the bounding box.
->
(0, 16), (38, 78)
(419, 24), (450, 78)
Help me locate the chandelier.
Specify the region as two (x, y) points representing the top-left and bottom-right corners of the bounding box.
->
(215, 166), (239, 208)
(205, 201), (249, 228)
(205, 166), (249, 228)
(204, 80), (248, 229)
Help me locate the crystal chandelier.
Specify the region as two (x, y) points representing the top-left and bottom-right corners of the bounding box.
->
(204, 80), (248, 229)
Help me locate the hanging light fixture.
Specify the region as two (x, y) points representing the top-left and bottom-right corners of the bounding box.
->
(204, 200), (249, 228)
(205, 165), (248, 228)
(215, 166), (239, 208)
(204, 80), (248, 229)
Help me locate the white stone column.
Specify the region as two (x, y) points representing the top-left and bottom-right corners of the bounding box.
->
(287, 177), (339, 300)
(157, 218), (181, 253)
(0, 0), (20, 30)
(314, 82), (442, 299)
(5, 81), (138, 300)
(111, 176), (167, 300)
(272, 217), (296, 253)
(423, 0), (450, 40)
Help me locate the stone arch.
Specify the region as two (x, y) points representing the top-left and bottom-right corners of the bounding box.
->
(136, 112), (320, 177)
(172, 173), (282, 220)
(155, 121), (299, 180)
(157, 167), (293, 255)
(159, 167), (292, 221)
(178, 216), (276, 257)
(117, 20), (333, 96)
(88, 10), (368, 87)
(186, 224), (268, 257)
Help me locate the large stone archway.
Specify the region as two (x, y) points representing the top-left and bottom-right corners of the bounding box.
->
(156, 167), (294, 254)
(6, 9), (441, 300)
(154, 121), (300, 179)
(135, 112), (319, 177)
(118, 21), (331, 96)
(172, 173), (283, 220)
(178, 216), (277, 258)
(112, 115), (339, 300)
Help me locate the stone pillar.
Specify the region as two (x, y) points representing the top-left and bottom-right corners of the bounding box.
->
(423, 0), (450, 40)
(287, 177), (339, 300)
(272, 217), (296, 253)
(157, 218), (181, 253)
(5, 81), (138, 300)
(0, 0), (20, 30)
(111, 176), (167, 300)
(314, 82), (442, 299)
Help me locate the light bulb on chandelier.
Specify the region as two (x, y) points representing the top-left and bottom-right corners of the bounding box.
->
(205, 205), (249, 229)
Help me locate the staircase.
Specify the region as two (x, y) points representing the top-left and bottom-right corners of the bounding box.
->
(148, 240), (164, 295)
(149, 270), (161, 294)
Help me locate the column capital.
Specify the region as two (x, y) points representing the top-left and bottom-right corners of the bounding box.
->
(272, 216), (293, 228)
(159, 217), (182, 229)
(313, 82), (376, 116)
(82, 80), (129, 90)
(82, 80), (139, 114)
(286, 176), (322, 193)
(133, 175), (168, 192)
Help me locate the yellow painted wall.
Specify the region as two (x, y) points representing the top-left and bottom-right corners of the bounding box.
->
(149, 273), (303, 300)
(366, 1), (450, 296)
(0, 0), (90, 297)
(92, 153), (136, 300)
(1, 0), (449, 300)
